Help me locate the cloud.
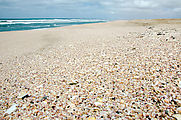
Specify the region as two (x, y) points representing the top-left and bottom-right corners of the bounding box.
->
(0, 0), (180, 19)
(99, 0), (181, 19)
(133, 0), (158, 8)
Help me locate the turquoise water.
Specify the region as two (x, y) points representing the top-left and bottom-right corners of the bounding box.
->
(0, 18), (106, 32)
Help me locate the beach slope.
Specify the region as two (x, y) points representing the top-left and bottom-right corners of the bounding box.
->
(0, 19), (181, 119)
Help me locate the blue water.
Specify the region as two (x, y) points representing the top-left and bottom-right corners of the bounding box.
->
(0, 18), (106, 32)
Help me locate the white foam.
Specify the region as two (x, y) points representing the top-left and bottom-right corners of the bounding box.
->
(0, 19), (106, 25)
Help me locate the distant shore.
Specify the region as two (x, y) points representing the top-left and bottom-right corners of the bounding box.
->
(0, 19), (181, 119)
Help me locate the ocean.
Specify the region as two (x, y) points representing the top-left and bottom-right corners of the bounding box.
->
(0, 18), (106, 32)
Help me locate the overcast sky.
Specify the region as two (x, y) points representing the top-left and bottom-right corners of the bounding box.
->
(0, 0), (181, 20)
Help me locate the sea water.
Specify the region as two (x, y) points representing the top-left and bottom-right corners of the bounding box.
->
(0, 18), (106, 32)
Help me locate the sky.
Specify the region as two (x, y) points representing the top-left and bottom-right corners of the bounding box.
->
(0, 0), (181, 20)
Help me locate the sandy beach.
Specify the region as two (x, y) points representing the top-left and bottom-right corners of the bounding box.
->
(0, 19), (181, 119)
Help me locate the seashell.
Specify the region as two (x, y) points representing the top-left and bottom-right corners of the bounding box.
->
(120, 100), (125, 104)
(94, 102), (103, 106)
(98, 97), (103, 103)
(69, 82), (79, 85)
(164, 99), (169, 104)
(172, 114), (181, 120)
(5, 104), (18, 115)
(23, 118), (31, 120)
(134, 76), (139, 79)
(176, 100), (181, 107)
(37, 84), (43, 88)
(18, 90), (29, 99)
(177, 107), (181, 114)
(41, 96), (48, 101)
(88, 117), (96, 120)
(22, 104), (28, 109)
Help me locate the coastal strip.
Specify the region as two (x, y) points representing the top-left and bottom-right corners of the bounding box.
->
(0, 19), (181, 119)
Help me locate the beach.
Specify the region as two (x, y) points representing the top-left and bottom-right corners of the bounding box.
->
(0, 19), (181, 119)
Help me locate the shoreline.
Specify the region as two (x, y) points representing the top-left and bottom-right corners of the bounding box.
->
(1, 18), (181, 33)
(0, 19), (181, 119)
(0, 18), (107, 33)
(0, 20), (122, 58)
(1, 18), (181, 59)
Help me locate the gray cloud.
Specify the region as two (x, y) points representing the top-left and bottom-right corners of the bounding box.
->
(0, 0), (180, 19)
